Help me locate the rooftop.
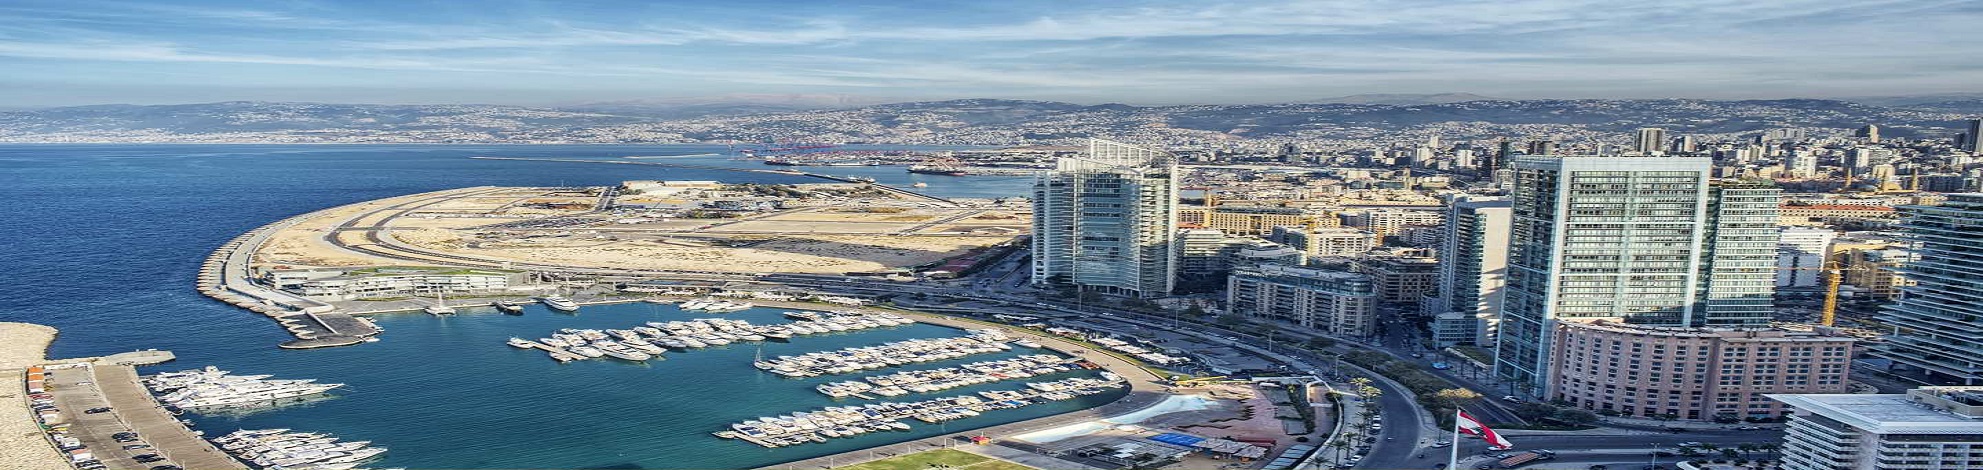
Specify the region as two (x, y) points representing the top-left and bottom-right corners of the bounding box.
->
(1769, 391), (1983, 435)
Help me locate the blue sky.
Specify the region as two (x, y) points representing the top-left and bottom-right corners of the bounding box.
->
(2, 0), (1979, 106)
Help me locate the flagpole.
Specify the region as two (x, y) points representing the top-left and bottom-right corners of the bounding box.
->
(1449, 409), (1462, 470)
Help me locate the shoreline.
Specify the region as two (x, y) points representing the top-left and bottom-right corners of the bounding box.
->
(1, 322), (72, 470)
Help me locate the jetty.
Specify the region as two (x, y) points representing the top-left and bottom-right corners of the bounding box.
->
(33, 351), (251, 470)
(198, 206), (380, 349)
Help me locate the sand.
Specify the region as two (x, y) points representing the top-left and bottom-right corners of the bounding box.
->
(432, 234), (1010, 274)
(1, 322), (67, 470)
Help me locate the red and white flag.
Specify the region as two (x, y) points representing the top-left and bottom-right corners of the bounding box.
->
(1457, 410), (1514, 449)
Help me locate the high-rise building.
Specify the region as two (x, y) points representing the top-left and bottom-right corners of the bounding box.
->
(1777, 227), (1837, 288)
(1965, 119), (1983, 153)
(1770, 387), (1983, 470)
(1352, 255), (1441, 304)
(1493, 155), (1783, 394)
(1428, 197), (1511, 347)
(1874, 194), (1983, 385)
(1228, 265), (1377, 337)
(1174, 228), (1244, 277)
(1786, 151), (1820, 178)
(1695, 180), (1783, 326)
(1634, 128), (1668, 155)
(1671, 135), (1698, 154)
(1031, 139), (1180, 299)
(1528, 140), (1557, 156)
(1856, 123), (1880, 143)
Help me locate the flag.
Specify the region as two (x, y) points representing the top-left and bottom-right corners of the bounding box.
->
(1456, 410), (1514, 449)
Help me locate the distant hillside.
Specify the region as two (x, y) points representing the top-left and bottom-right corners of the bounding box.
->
(2, 97), (1977, 144)
(1309, 93), (1502, 105)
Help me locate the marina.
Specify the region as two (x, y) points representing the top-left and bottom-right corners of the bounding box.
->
(752, 330), (1015, 377)
(718, 375), (1127, 448)
(147, 366), (344, 410)
(813, 354), (1086, 398)
(214, 429), (386, 469)
(505, 310), (920, 363)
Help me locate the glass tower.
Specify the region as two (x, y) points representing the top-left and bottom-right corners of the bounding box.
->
(1030, 139), (1179, 299)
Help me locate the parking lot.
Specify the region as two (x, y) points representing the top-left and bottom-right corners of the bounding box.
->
(38, 364), (241, 470)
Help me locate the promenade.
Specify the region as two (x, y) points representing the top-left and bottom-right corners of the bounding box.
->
(752, 304), (1179, 470)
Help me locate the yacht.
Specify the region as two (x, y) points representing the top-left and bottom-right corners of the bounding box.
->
(539, 295), (581, 312)
(493, 300), (525, 314)
(423, 290), (454, 316)
(506, 338), (536, 349)
(569, 346), (605, 358)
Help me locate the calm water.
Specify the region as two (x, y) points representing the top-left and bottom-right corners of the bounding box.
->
(0, 144), (1107, 468)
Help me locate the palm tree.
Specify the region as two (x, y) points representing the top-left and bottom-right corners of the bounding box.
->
(1329, 435), (1357, 466)
(1737, 443), (1758, 461)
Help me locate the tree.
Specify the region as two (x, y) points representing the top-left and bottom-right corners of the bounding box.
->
(1719, 448), (1740, 460)
(1552, 408), (1599, 426)
(1184, 303), (1207, 317)
(1513, 402), (1560, 422)
(1216, 314), (1246, 327)
(1306, 336), (1337, 350)
(1737, 443), (1758, 461)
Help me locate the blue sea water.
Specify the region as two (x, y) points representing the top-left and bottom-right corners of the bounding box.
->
(0, 144), (1111, 469)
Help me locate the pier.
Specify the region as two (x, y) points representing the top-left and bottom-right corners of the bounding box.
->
(37, 351), (249, 470)
(198, 204), (382, 349)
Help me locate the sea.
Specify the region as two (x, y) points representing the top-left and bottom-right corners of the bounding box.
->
(0, 144), (1120, 469)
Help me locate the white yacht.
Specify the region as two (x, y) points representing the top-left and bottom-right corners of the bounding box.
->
(539, 295), (581, 312)
(423, 290), (455, 316)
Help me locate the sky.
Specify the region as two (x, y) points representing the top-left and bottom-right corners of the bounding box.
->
(2, 0), (1980, 107)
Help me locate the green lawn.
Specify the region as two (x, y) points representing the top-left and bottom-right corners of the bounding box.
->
(835, 449), (1035, 470)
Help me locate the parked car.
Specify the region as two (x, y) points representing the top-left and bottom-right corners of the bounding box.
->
(85, 407), (112, 414)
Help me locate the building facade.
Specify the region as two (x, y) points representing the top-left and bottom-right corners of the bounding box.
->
(1777, 227), (1838, 288)
(1770, 387), (1983, 470)
(1495, 155), (1784, 396)
(1227, 265), (1378, 337)
(1548, 321), (1854, 421)
(1338, 208), (1443, 242)
(271, 267), (529, 300)
(1428, 196), (1512, 347)
(1032, 139), (1180, 299)
(1875, 194), (1983, 385)
(1179, 205), (1328, 236)
(1271, 225), (1378, 258)
(1353, 255), (1441, 304)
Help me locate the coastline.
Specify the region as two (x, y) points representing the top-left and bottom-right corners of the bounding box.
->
(1, 322), (70, 470)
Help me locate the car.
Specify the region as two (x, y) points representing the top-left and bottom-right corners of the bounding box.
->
(1676, 442), (1702, 448)
(115, 436), (141, 443)
(122, 444), (151, 450)
(150, 466), (183, 470)
(112, 432), (137, 438)
(1736, 426), (1764, 430)
(135, 456), (164, 463)
(85, 407), (112, 414)
(1430, 441), (1453, 448)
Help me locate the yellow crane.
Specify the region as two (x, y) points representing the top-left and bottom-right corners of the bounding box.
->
(1780, 262), (1845, 326)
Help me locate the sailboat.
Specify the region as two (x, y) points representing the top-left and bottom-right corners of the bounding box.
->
(423, 289), (455, 315)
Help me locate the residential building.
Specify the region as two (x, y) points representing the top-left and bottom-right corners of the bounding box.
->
(1777, 227), (1838, 289)
(1174, 229), (1245, 277)
(1228, 239), (1305, 272)
(1842, 248), (1917, 302)
(1770, 387), (1983, 470)
(1696, 180), (1783, 327)
(1271, 225), (1378, 257)
(1339, 208), (1443, 242)
(1227, 265), (1378, 337)
(1428, 196), (1512, 347)
(1875, 194), (1983, 385)
(1353, 255), (1441, 304)
(1031, 139), (1180, 299)
(1966, 119), (1983, 153)
(1635, 128), (1668, 155)
(1779, 205), (1900, 227)
(1550, 321), (1855, 421)
(1178, 204), (1330, 236)
(1494, 155), (1783, 396)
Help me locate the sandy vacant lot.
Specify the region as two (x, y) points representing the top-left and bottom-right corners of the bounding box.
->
(1, 322), (67, 470)
(422, 234), (1013, 274)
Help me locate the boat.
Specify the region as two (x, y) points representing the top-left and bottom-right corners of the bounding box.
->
(494, 300), (525, 314)
(539, 295), (580, 312)
(423, 290), (454, 316)
(506, 338), (535, 349)
(569, 346), (605, 358)
(907, 165), (967, 176)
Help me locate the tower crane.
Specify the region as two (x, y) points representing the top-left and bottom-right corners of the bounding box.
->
(1779, 261), (1845, 326)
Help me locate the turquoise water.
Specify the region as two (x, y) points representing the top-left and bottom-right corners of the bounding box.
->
(0, 144), (1102, 469)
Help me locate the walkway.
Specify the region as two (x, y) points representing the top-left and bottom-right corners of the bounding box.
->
(91, 366), (246, 470)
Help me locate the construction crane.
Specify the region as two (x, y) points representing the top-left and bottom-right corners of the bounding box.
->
(1780, 261), (1845, 326)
